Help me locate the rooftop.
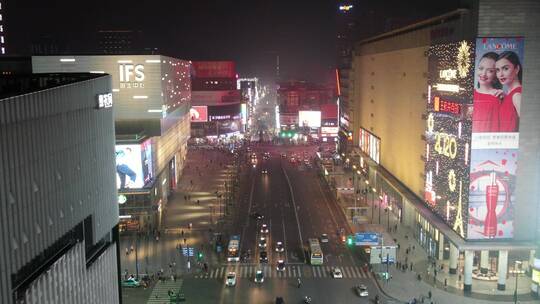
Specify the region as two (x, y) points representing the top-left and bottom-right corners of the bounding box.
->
(0, 73), (107, 100)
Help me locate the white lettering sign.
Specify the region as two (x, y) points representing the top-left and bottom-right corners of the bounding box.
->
(119, 64), (145, 89)
(97, 93), (113, 109)
(439, 69), (457, 81)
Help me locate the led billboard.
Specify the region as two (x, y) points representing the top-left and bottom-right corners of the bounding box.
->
(298, 111), (321, 128)
(359, 127), (380, 164)
(190, 106), (208, 122)
(116, 140), (153, 189)
(425, 40), (475, 238)
(467, 37), (524, 239)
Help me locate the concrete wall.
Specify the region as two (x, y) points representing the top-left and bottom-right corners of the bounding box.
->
(352, 28), (430, 197)
(477, 0), (540, 241)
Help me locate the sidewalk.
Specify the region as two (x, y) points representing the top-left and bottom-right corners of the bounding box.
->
(162, 146), (238, 273)
(320, 160), (537, 304)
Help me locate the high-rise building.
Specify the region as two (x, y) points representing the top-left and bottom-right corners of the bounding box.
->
(1, 0), (7, 54)
(32, 55), (192, 233)
(0, 73), (120, 304)
(349, 0), (540, 295)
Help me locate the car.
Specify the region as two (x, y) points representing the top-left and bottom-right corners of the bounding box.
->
(254, 270), (265, 283)
(320, 233), (329, 243)
(258, 237), (267, 248)
(275, 241), (284, 252)
(355, 284), (369, 297)
(262, 168), (268, 174)
(275, 297), (285, 304)
(251, 212), (264, 220)
(259, 251), (268, 263)
(281, 153), (287, 158)
(121, 277), (140, 288)
(226, 272), (237, 286)
(332, 268), (343, 279)
(276, 260), (285, 271)
(260, 224), (269, 234)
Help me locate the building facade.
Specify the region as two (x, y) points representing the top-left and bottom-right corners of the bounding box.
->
(32, 55), (192, 232)
(350, 0), (540, 295)
(277, 81), (337, 144)
(0, 73), (120, 304)
(190, 61), (244, 139)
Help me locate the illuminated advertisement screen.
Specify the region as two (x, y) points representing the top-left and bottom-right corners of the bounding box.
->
(298, 111), (321, 128)
(467, 37), (524, 240)
(241, 103), (247, 124)
(116, 140), (153, 189)
(425, 41), (475, 238)
(190, 106), (208, 122)
(359, 127), (380, 164)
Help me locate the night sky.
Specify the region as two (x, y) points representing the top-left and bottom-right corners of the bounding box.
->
(7, 0), (462, 83)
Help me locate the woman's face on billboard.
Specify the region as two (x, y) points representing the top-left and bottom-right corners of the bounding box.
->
(496, 58), (520, 86)
(477, 57), (497, 87)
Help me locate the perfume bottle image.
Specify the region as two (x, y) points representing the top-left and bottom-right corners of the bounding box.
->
(484, 171), (499, 238)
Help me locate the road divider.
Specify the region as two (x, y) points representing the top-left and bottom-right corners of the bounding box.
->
(281, 161), (306, 263)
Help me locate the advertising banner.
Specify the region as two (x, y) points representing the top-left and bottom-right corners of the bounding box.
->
(208, 103), (242, 121)
(190, 106), (208, 122)
(467, 37), (524, 239)
(355, 233), (379, 246)
(116, 140), (153, 189)
(359, 127), (380, 164)
(192, 61), (236, 78)
(298, 111), (321, 128)
(425, 40), (475, 238)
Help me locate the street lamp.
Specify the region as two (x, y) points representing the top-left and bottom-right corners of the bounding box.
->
(371, 187), (377, 224)
(386, 206), (392, 232)
(514, 260), (522, 304)
(378, 195), (383, 224)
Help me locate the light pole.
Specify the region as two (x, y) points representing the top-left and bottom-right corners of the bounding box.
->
(386, 206), (392, 232)
(514, 260), (522, 304)
(378, 195), (383, 224)
(371, 187), (376, 224)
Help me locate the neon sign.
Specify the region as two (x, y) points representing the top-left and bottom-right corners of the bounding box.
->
(434, 96), (461, 115)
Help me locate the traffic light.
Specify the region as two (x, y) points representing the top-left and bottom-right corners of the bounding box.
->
(197, 252), (203, 260)
(346, 235), (353, 246)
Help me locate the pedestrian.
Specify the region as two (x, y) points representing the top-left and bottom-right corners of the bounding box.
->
(130, 245), (134, 252)
(458, 274), (462, 281)
(183, 238), (187, 244)
(197, 200), (200, 205)
(413, 245), (416, 251)
(444, 278), (448, 289)
(297, 278), (302, 288)
(181, 230), (184, 237)
(190, 180), (193, 185)
(421, 296), (425, 303)
(434, 269), (437, 277)
(125, 247), (129, 256)
(428, 290), (432, 299)
(410, 263), (413, 271)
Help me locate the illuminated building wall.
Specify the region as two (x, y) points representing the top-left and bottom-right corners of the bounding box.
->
(351, 28), (430, 196)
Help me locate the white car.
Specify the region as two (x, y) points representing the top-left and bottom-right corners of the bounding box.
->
(226, 272), (237, 286)
(320, 233), (329, 243)
(260, 224), (269, 234)
(356, 284), (369, 297)
(332, 268), (343, 279)
(262, 169), (268, 174)
(275, 241), (284, 252)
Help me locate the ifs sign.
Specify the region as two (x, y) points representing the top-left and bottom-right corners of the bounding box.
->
(119, 64), (145, 89)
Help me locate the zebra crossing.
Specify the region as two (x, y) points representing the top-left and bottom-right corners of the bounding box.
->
(194, 265), (369, 280)
(146, 279), (183, 303)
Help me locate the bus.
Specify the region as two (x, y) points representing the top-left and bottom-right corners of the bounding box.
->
(227, 235), (240, 262)
(308, 238), (323, 265)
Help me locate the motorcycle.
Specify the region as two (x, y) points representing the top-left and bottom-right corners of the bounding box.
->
(304, 296), (312, 304)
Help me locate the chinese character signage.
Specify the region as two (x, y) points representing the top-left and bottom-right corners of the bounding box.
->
(467, 37), (524, 239)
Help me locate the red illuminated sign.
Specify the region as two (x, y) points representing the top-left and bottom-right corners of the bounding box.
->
(433, 96), (461, 115)
(190, 106), (208, 122)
